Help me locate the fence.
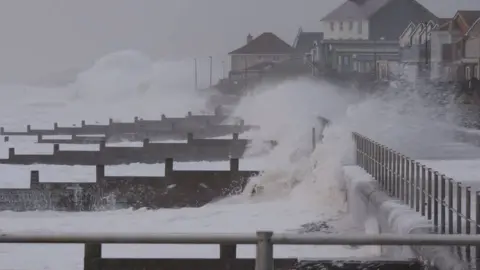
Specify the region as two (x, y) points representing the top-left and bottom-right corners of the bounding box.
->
(1, 231), (478, 270)
(353, 132), (480, 266)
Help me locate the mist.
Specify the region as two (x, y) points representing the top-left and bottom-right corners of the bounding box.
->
(0, 0), (479, 84)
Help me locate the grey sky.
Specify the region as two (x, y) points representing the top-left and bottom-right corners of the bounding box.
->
(0, 0), (479, 84)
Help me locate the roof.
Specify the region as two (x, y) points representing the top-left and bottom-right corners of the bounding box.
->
(294, 32), (324, 53)
(321, 0), (392, 21)
(458, 10), (480, 27)
(466, 17), (480, 36)
(228, 32), (294, 55)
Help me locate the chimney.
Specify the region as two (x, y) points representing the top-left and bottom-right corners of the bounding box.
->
(247, 34), (253, 44)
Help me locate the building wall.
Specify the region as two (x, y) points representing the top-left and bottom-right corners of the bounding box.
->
(430, 31), (453, 80)
(322, 20), (369, 40)
(230, 54), (289, 72)
(465, 37), (480, 58)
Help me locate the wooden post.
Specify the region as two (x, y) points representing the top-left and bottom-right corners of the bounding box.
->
(143, 138), (150, 147)
(100, 141), (106, 151)
(8, 148), (14, 159)
(187, 111), (192, 117)
(220, 243), (237, 269)
(232, 133), (239, 140)
(84, 243), (101, 270)
(81, 120), (86, 127)
(27, 125), (31, 132)
(161, 114), (166, 120)
(0, 127), (4, 135)
(30, 170), (40, 188)
(37, 134), (41, 142)
(53, 144), (60, 153)
(4, 136), (9, 142)
(108, 118), (113, 125)
(187, 133), (194, 144)
(54, 122), (58, 129)
(165, 158), (173, 177)
(230, 158), (239, 172)
(96, 165), (105, 183)
(134, 116), (139, 122)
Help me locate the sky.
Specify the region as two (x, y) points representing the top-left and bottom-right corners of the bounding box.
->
(0, 0), (479, 84)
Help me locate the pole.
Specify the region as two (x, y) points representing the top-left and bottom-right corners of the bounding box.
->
(209, 56), (213, 87)
(373, 40), (377, 80)
(194, 58), (198, 91)
(424, 23), (429, 70)
(222, 61), (225, 79)
(244, 56), (248, 90)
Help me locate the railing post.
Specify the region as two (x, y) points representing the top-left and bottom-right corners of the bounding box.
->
(434, 172), (439, 232)
(427, 169), (433, 220)
(448, 179), (454, 234)
(440, 175), (446, 234)
(255, 231), (273, 270)
(410, 160), (415, 209)
(456, 182), (463, 258)
(415, 163), (420, 213)
(84, 243), (101, 270)
(401, 156), (407, 203)
(466, 187), (472, 262)
(420, 165), (426, 216)
(476, 191), (480, 269)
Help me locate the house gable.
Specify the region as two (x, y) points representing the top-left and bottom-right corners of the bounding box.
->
(399, 22), (416, 40)
(228, 33), (293, 55)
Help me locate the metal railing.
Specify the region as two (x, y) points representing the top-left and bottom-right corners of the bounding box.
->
(1, 231), (479, 270)
(353, 132), (480, 266)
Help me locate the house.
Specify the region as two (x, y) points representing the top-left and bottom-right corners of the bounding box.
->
(228, 32), (293, 76)
(398, 19), (448, 81)
(318, 0), (437, 79)
(292, 28), (324, 55)
(465, 17), (480, 80)
(448, 11), (480, 82)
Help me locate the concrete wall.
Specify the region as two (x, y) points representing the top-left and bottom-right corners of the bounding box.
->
(342, 166), (468, 270)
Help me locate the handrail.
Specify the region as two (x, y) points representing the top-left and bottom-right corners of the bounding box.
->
(1, 231), (480, 245)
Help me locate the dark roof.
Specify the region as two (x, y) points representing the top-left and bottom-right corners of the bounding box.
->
(228, 33), (294, 55)
(294, 32), (324, 53)
(321, 0), (392, 21)
(458, 10), (480, 27)
(436, 18), (450, 25)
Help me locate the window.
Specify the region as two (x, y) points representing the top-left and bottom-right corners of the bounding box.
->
(358, 21), (362, 34)
(349, 21), (353, 31)
(330, 22), (334, 31)
(340, 22), (344, 31)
